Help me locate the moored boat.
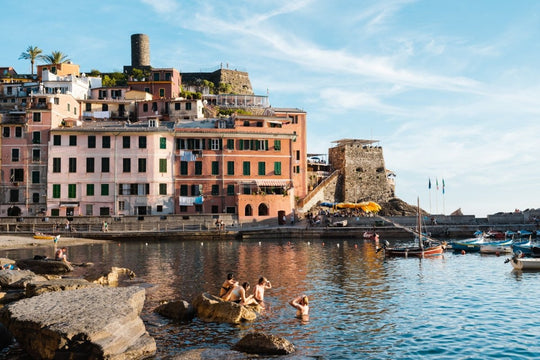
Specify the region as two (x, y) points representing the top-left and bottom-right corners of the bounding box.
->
(479, 239), (513, 254)
(512, 239), (533, 256)
(33, 233), (60, 241)
(506, 253), (540, 271)
(378, 198), (444, 258)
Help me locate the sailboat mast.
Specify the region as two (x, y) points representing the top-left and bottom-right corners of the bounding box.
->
(418, 197), (424, 251)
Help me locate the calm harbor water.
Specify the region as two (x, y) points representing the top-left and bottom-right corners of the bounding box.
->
(1, 237), (539, 359)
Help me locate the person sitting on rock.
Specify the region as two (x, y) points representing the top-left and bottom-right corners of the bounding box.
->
(219, 273), (236, 299)
(55, 247), (69, 263)
(223, 281), (258, 306)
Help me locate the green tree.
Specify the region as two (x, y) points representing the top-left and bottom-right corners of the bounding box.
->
(89, 69), (101, 77)
(18, 45), (43, 76)
(42, 51), (71, 64)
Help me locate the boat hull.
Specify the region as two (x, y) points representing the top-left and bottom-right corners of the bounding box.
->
(385, 245), (444, 258)
(510, 257), (540, 270)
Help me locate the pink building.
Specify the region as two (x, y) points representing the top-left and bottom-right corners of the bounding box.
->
(47, 118), (174, 216)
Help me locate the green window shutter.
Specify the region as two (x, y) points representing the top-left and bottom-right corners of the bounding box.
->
(160, 159), (167, 173)
(212, 161), (219, 175)
(53, 184), (60, 198)
(239, 140), (244, 150)
(243, 161), (250, 175)
(180, 161), (188, 175)
(265, 140), (268, 150)
(274, 140), (281, 150)
(219, 139), (223, 150)
(258, 162), (265, 175)
(227, 139), (234, 150)
(195, 161), (202, 175)
(274, 162), (282, 175)
(101, 184), (109, 196)
(227, 184), (235, 195)
(86, 184), (94, 196)
(159, 183), (167, 195)
(227, 161), (234, 175)
(68, 184), (76, 198)
(160, 137), (166, 149)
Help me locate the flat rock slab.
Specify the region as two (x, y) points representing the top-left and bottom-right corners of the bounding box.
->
(15, 258), (73, 275)
(0, 269), (47, 289)
(0, 286), (156, 359)
(233, 331), (295, 355)
(25, 278), (99, 297)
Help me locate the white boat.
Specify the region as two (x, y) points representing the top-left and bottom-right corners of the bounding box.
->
(479, 239), (513, 254)
(506, 255), (540, 270)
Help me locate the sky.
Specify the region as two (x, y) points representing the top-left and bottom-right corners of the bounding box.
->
(2, 0), (540, 217)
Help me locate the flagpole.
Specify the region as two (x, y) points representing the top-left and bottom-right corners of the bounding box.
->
(435, 178), (439, 214)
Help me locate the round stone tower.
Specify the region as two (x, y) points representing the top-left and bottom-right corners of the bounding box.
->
(131, 34), (150, 68)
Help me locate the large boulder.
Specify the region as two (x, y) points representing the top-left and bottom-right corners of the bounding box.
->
(0, 286), (156, 359)
(0, 269), (47, 289)
(232, 331), (295, 355)
(84, 266), (136, 286)
(25, 278), (99, 297)
(155, 300), (195, 322)
(15, 258), (73, 275)
(192, 293), (259, 324)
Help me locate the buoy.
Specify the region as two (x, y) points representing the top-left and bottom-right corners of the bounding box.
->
(496, 251), (500, 256)
(145, 243), (148, 246)
(307, 241), (310, 245)
(461, 250), (465, 255)
(201, 242), (204, 246)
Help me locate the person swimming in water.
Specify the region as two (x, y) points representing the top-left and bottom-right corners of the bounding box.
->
(289, 294), (309, 320)
(253, 277), (272, 306)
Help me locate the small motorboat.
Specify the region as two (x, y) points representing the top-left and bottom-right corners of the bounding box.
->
(506, 253), (540, 271)
(479, 239), (513, 254)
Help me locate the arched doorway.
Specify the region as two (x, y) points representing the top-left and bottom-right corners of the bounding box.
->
(245, 204), (253, 216)
(258, 203), (269, 216)
(7, 206), (21, 217)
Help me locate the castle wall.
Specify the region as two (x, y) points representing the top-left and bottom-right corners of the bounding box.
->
(328, 142), (394, 204)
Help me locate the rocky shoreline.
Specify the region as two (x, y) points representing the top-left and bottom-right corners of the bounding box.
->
(0, 236), (297, 359)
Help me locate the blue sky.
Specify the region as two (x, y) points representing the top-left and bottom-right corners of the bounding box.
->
(2, 0), (540, 217)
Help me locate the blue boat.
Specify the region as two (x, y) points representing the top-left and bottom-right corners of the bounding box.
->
(453, 237), (516, 253)
(512, 239), (533, 256)
(518, 230), (533, 238)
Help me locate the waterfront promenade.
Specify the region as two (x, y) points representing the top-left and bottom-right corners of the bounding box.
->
(0, 212), (538, 242)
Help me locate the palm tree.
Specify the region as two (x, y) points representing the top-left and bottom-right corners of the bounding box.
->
(18, 45), (43, 76)
(41, 51), (71, 65)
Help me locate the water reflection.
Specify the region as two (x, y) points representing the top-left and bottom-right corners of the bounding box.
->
(1, 238), (540, 359)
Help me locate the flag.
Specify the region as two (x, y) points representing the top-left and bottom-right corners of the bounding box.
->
(428, 178), (431, 189)
(442, 179), (445, 194)
(436, 178), (439, 190)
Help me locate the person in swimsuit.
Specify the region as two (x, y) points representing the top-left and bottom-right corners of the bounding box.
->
(219, 273), (236, 299)
(289, 295), (309, 321)
(253, 277), (272, 306)
(224, 281), (258, 306)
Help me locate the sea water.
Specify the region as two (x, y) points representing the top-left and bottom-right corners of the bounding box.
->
(1, 238), (539, 359)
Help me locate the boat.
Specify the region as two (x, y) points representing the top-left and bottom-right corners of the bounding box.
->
(33, 233), (60, 241)
(452, 237), (485, 252)
(363, 231), (379, 241)
(512, 239), (533, 256)
(506, 253), (540, 270)
(378, 198), (444, 258)
(485, 230), (506, 239)
(517, 230), (533, 238)
(479, 239), (513, 254)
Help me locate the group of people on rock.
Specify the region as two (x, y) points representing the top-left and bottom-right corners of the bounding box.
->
(219, 273), (309, 319)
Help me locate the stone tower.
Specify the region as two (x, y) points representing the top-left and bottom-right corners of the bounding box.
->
(328, 139), (395, 203)
(131, 34), (150, 68)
